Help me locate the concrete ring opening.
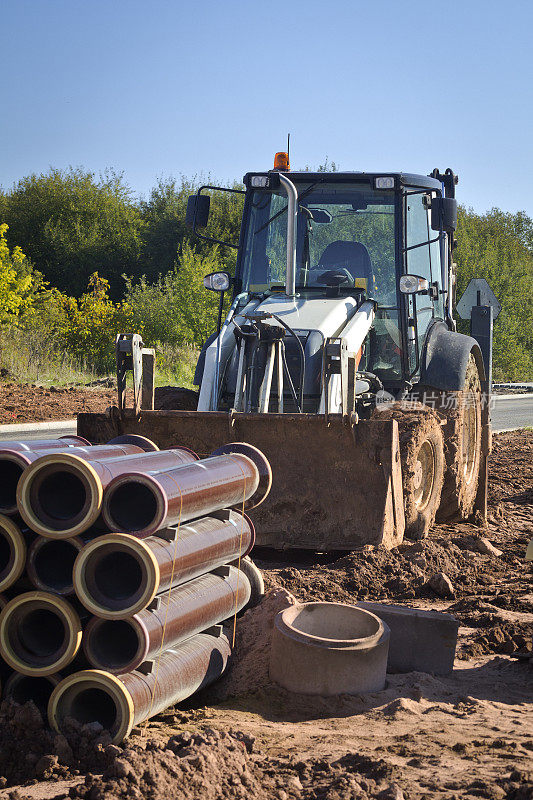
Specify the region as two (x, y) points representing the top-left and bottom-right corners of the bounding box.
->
(270, 602), (390, 696)
(281, 602), (383, 646)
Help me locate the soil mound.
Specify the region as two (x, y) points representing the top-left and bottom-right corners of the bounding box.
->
(0, 700), (123, 787)
(69, 728), (413, 800)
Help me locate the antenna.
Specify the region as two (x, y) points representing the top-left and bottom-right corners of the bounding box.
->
(287, 133), (290, 160)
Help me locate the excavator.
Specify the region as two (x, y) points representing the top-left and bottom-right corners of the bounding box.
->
(78, 153), (492, 550)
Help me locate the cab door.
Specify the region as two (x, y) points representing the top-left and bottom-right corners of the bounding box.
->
(404, 189), (443, 374)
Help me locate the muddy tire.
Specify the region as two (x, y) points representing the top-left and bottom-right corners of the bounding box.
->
(421, 354), (482, 522)
(373, 402), (445, 539)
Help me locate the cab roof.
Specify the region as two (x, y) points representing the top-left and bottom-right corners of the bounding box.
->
(243, 171), (443, 192)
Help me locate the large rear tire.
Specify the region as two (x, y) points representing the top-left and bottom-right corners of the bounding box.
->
(373, 403), (445, 539)
(419, 354), (482, 522)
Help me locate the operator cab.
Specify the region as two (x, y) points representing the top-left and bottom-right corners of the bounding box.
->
(236, 169), (449, 387)
(239, 177), (390, 303)
(187, 161), (457, 409)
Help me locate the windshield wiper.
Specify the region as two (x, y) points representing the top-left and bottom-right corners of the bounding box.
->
(254, 179), (326, 235)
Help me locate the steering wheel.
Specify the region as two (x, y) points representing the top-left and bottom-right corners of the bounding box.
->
(317, 268), (354, 287)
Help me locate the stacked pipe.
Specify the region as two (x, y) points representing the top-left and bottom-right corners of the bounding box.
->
(0, 434), (270, 742)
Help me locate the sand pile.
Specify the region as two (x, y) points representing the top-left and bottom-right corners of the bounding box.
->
(207, 587), (297, 701)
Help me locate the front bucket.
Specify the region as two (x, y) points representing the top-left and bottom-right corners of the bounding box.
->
(77, 410), (405, 550)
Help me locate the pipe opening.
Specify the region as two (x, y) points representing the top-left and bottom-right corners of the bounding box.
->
(32, 540), (79, 593)
(106, 482), (158, 532)
(88, 620), (140, 671)
(86, 549), (146, 608)
(69, 687), (118, 729)
(0, 533), (14, 580)
(11, 608), (67, 661)
(35, 471), (88, 522)
(8, 675), (57, 710)
(0, 460), (23, 511)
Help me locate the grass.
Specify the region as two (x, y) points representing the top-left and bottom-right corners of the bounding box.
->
(153, 343), (199, 389)
(0, 327), (199, 390)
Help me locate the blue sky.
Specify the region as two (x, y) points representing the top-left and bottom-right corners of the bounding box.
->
(2, 0), (532, 215)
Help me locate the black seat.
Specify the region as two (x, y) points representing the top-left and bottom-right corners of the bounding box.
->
(318, 240), (373, 285)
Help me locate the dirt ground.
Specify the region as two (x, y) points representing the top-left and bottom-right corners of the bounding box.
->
(0, 383), (186, 423)
(0, 430), (531, 800)
(0, 383), (117, 424)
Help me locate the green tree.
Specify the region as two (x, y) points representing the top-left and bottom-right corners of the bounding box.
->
(0, 224), (35, 325)
(126, 242), (226, 348)
(0, 168), (144, 297)
(455, 207), (533, 380)
(139, 176), (243, 282)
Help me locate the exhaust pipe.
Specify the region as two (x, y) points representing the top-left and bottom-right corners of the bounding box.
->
(49, 630), (231, 744)
(0, 515), (28, 592)
(101, 443), (271, 537)
(83, 566), (250, 673)
(73, 510), (254, 618)
(0, 440), (157, 517)
(0, 591), (82, 676)
(27, 535), (88, 596)
(17, 447), (197, 539)
(4, 671), (61, 714)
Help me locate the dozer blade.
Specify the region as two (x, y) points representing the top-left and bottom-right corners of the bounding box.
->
(77, 410), (405, 550)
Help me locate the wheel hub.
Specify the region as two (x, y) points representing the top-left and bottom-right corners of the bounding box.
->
(413, 440), (436, 510)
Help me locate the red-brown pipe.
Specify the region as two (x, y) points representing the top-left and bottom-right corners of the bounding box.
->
(0, 591), (82, 676)
(27, 535), (90, 596)
(49, 630), (232, 743)
(4, 671), (61, 713)
(73, 510), (254, 618)
(83, 565), (250, 673)
(101, 443), (271, 537)
(0, 515), (28, 592)
(0, 442), (154, 516)
(0, 436), (90, 453)
(17, 447), (197, 538)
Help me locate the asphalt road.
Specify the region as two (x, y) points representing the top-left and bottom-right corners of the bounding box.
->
(0, 395), (531, 441)
(491, 394), (533, 431)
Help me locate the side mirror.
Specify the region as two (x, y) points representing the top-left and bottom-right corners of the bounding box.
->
(431, 197), (457, 233)
(399, 275), (429, 294)
(186, 194), (210, 229)
(203, 271), (230, 292)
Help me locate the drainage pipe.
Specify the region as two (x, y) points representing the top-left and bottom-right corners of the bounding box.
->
(0, 591), (83, 676)
(101, 443), (271, 537)
(73, 510), (254, 618)
(49, 630), (231, 744)
(83, 566), (249, 672)
(0, 441), (156, 517)
(17, 447), (197, 539)
(0, 436), (90, 452)
(0, 515), (28, 592)
(4, 671), (61, 714)
(27, 535), (89, 596)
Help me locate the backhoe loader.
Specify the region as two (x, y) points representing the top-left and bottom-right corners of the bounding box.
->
(78, 155), (492, 550)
